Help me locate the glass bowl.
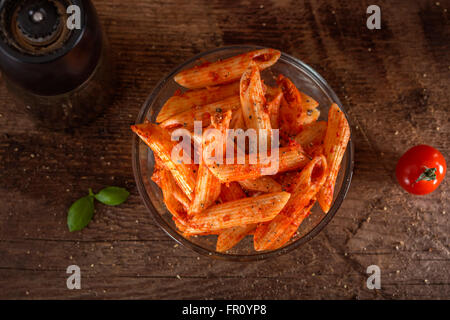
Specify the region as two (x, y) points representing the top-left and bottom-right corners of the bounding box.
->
(132, 45), (354, 261)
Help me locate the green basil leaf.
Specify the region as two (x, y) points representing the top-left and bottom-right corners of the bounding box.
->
(94, 186), (129, 206)
(67, 194), (94, 232)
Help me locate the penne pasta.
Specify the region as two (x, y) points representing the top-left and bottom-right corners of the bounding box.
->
(238, 176), (282, 193)
(207, 145), (310, 183)
(156, 82), (240, 123)
(274, 171), (299, 193)
(302, 103), (320, 126)
(207, 110), (233, 161)
(307, 144), (325, 158)
(185, 191), (291, 233)
(267, 90), (283, 129)
(131, 123), (197, 199)
(157, 167), (191, 211)
(160, 95), (240, 131)
(151, 160), (163, 187)
(240, 64), (272, 133)
(299, 91), (319, 111)
(174, 48), (281, 89)
(254, 155), (328, 251)
(216, 223), (257, 252)
(152, 157), (192, 211)
(277, 75), (320, 137)
(230, 108), (245, 130)
(188, 157), (222, 216)
(277, 75), (304, 137)
(166, 127), (197, 164)
(159, 169), (190, 227)
(219, 181), (247, 203)
(294, 121), (327, 150)
(299, 91), (320, 126)
(265, 85), (280, 98)
(173, 190), (191, 211)
(131, 48), (351, 253)
(216, 182), (255, 252)
(262, 199), (316, 251)
(188, 112), (232, 216)
(318, 103), (350, 213)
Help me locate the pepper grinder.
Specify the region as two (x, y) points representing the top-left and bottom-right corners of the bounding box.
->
(0, 0), (114, 129)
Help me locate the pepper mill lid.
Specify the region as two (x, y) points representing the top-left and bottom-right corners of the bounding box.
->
(0, 0), (103, 96)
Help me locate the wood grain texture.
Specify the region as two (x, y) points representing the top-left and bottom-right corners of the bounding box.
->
(0, 0), (448, 299)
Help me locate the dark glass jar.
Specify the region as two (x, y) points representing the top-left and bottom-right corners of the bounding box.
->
(0, 0), (114, 129)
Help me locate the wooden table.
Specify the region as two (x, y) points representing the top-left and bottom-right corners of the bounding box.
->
(0, 0), (448, 299)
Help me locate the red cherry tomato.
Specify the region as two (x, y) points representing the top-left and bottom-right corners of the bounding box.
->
(396, 145), (446, 195)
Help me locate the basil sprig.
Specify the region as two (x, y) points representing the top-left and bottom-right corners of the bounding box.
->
(67, 189), (95, 232)
(67, 186), (129, 232)
(95, 186), (130, 206)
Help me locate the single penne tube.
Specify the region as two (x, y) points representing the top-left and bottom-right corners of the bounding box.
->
(216, 182), (254, 252)
(302, 107), (320, 126)
(273, 171), (299, 193)
(188, 161), (222, 216)
(299, 91), (319, 110)
(238, 176), (282, 193)
(265, 85), (280, 98)
(262, 199), (316, 251)
(159, 95), (240, 131)
(151, 155), (190, 211)
(254, 155), (328, 251)
(156, 82), (240, 123)
(216, 223), (257, 252)
(131, 123), (197, 199)
(227, 111), (247, 160)
(188, 112), (232, 216)
(211, 109), (233, 133)
(277, 75), (304, 137)
(219, 181), (246, 203)
(165, 173), (191, 211)
(173, 191), (191, 211)
(153, 163), (189, 232)
(294, 121), (327, 149)
(208, 145), (310, 183)
(240, 64), (272, 132)
(151, 161), (163, 187)
(184, 191), (291, 233)
(307, 144), (325, 158)
(154, 164), (191, 211)
(159, 169), (190, 227)
(277, 75), (321, 137)
(318, 103), (350, 213)
(267, 90), (283, 129)
(174, 48), (281, 89)
(299, 91), (319, 124)
(230, 108), (245, 130)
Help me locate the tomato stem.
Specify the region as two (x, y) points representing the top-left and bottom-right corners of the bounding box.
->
(415, 167), (437, 183)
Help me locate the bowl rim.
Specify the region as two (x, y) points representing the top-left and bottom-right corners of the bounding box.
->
(132, 45), (354, 262)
